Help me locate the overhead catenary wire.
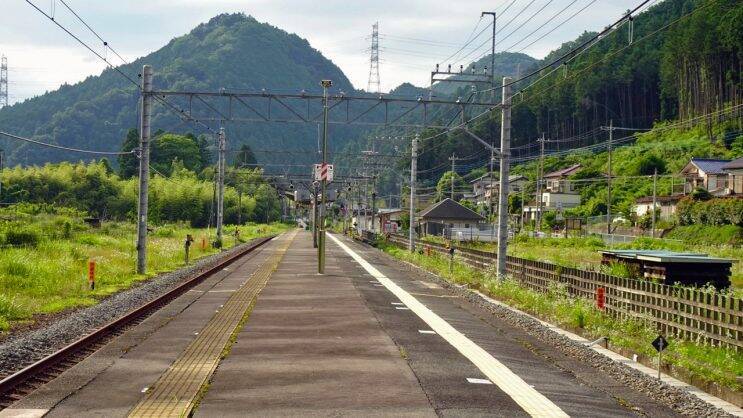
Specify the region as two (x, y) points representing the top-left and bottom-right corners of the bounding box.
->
(456, 0), (540, 65)
(57, 0), (129, 65)
(415, 0), (708, 159)
(24, 0), (217, 135)
(504, 0), (584, 52)
(0, 131), (135, 155)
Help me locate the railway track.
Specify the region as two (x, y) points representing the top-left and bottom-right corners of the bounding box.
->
(0, 235), (274, 409)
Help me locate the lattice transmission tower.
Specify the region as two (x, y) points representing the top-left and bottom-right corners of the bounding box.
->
(0, 55), (8, 108)
(367, 22), (380, 94)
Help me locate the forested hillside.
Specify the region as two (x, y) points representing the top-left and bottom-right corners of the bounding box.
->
(0, 13), (359, 166)
(406, 0), (742, 187)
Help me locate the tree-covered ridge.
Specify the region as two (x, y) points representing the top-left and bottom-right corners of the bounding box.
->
(0, 13), (356, 166)
(407, 0), (741, 187)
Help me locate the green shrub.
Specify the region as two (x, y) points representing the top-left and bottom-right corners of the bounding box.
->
(4, 228), (42, 247)
(677, 197), (743, 227)
(665, 224), (743, 246)
(153, 227), (175, 238)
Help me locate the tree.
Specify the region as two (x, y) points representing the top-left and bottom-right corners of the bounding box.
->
(435, 171), (466, 201)
(118, 128), (139, 179)
(233, 143), (258, 167)
(197, 135), (213, 171)
(634, 154), (666, 175)
(150, 134), (203, 176)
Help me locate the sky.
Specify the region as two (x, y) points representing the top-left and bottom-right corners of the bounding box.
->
(1, 0), (636, 105)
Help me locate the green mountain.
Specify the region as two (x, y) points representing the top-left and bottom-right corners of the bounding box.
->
(0, 13), (362, 167)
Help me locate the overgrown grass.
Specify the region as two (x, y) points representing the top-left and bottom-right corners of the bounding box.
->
(436, 232), (742, 290)
(0, 209), (289, 331)
(379, 241), (743, 391)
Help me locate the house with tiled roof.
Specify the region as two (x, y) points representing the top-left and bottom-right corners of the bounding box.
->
(680, 158), (731, 196)
(416, 198), (485, 236)
(468, 173), (528, 206)
(523, 164), (582, 222)
(722, 157), (743, 195)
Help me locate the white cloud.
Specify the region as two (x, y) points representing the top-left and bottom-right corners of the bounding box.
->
(1, 0), (635, 103)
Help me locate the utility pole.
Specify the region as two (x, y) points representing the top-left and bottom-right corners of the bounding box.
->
(496, 77), (512, 278)
(371, 175), (377, 233)
(536, 134), (545, 232)
(409, 134), (418, 252)
(312, 183), (318, 248)
(520, 186), (525, 231)
(0, 149), (3, 201)
(318, 79), (332, 274)
(651, 168), (657, 238)
(607, 119), (613, 235)
(481, 12), (496, 103)
(449, 153), (462, 200)
(216, 127), (226, 247)
(136, 65), (153, 275)
(237, 190), (242, 225)
(0, 56), (7, 108)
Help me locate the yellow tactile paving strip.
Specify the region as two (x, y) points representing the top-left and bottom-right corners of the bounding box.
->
(128, 231), (297, 418)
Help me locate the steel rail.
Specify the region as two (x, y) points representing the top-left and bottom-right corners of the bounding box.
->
(0, 235), (275, 408)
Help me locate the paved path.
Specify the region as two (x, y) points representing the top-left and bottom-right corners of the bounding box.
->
(2, 230), (685, 417)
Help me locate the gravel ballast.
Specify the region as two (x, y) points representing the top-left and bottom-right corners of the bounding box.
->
(364, 241), (736, 418)
(0, 239), (269, 379)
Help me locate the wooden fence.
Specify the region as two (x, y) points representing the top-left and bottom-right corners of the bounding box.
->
(386, 234), (742, 350)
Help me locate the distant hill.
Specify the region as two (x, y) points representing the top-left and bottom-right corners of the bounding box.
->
(0, 13), (363, 167)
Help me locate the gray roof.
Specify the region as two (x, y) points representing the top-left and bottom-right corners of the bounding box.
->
(470, 173), (528, 184)
(722, 157), (743, 170)
(601, 249), (734, 264)
(544, 164), (581, 179)
(689, 158), (731, 174)
(417, 198), (485, 221)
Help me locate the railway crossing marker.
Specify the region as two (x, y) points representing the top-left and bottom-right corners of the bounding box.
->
(314, 163), (334, 182)
(652, 335), (668, 380)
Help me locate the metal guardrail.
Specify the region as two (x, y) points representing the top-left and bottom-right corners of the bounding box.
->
(386, 234), (742, 350)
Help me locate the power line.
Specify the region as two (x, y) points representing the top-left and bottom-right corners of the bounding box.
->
(507, 0), (587, 53)
(0, 131), (135, 155)
(24, 0), (216, 134)
(504, 0), (651, 89)
(491, 0), (557, 52)
(457, 0), (540, 66)
(58, 0), (129, 65)
(438, 19), (491, 65)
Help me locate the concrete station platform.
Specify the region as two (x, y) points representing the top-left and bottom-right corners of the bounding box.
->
(2, 230), (686, 417)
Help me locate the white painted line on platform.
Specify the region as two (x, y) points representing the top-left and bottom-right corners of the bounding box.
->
(391, 302), (404, 305)
(419, 330), (436, 334)
(0, 409), (48, 418)
(395, 306), (410, 310)
(467, 378), (493, 385)
(470, 290), (743, 417)
(328, 233), (569, 418)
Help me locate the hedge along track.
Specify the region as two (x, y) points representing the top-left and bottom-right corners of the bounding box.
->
(0, 235), (277, 410)
(128, 229), (297, 417)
